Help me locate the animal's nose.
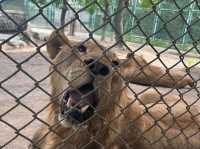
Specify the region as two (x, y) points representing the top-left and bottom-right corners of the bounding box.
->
(84, 59), (95, 65)
(84, 59), (109, 76)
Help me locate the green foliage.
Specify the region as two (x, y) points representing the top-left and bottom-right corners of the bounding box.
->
(186, 58), (199, 67)
(29, 0), (105, 13)
(30, 0), (47, 5)
(29, 0), (64, 7)
(131, 9), (155, 36)
(27, 0), (200, 49)
(139, 0), (160, 8)
(79, 0), (105, 14)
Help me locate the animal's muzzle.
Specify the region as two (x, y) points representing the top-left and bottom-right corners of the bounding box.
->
(60, 59), (109, 124)
(84, 59), (110, 76)
(60, 83), (98, 124)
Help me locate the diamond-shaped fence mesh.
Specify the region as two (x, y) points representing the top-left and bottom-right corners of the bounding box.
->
(0, 0), (200, 149)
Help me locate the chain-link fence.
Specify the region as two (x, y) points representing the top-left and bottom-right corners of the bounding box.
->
(4, 0), (199, 45)
(21, 0), (200, 45)
(0, 0), (200, 149)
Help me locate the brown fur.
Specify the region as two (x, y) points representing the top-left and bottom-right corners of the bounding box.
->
(30, 32), (199, 149)
(120, 54), (194, 88)
(47, 31), (193, 88)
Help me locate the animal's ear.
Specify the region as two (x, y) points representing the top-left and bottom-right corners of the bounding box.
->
(47, 31), (70, 59)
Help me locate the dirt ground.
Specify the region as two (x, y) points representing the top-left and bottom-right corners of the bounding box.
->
(0, 40), (200, 149)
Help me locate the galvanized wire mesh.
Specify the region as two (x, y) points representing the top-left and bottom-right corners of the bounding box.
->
(0, 0), (200, 149)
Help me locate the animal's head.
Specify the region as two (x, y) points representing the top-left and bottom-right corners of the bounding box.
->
(47, 31), (124, 128)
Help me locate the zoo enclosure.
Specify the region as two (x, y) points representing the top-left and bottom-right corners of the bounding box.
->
(0, 0), (200, 149)
(2, 0), (200, 44)
(25, 0), (200, 44)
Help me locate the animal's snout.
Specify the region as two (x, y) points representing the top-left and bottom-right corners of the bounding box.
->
(61, 87), (97, 124)
(84, 58), (110, 76)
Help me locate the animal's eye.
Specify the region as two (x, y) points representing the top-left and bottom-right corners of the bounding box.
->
(112, 60), (119, 66)
(78, 44), (87, 52)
